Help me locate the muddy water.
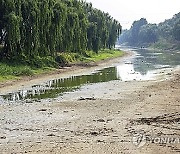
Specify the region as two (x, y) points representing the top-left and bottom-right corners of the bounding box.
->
(0, 47), (179, 103)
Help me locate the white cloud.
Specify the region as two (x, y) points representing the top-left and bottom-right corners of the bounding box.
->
(85, 0), (180, 29)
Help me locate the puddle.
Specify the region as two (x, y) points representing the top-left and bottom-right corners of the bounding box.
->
(0, 47), (179, 103)
(0, 67), (119, 103)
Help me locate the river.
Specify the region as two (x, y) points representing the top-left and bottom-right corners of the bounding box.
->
(0, 46), (179, 103)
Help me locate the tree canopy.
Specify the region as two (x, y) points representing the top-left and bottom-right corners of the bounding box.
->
(0, 0), (121, 62)
(119, 12), (180, 47)
(118, 18), (158, 46)
(173, 19), (180, 41)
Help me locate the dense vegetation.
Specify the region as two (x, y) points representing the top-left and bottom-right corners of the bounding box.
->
(119, 12), (180, 49)
(0, 0), (121, 65)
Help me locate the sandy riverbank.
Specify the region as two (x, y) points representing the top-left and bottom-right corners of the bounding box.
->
(0, 52), (179, 154)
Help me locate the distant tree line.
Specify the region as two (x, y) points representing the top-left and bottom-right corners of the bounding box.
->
(119, 12), (180, 46)
(0, 0), (121, 62)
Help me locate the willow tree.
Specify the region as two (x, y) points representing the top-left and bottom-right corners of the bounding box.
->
(0, 0), (21, 59)
(49, 1), (66, 56)
(82, 1), (121, 52)
(173, 20), (180, 41)
(0, 0), (122, 63)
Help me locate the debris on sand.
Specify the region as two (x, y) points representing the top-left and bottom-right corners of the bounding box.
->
(78, 97), (96, 101)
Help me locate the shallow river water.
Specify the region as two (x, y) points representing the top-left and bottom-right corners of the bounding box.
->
(0, 47), (179, 103)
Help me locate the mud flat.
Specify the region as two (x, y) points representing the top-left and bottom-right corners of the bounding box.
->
(0, 48), (180, 153)
(0, 64), (179, 153)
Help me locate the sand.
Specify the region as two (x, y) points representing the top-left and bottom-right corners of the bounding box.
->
(0, 53), (179, 154)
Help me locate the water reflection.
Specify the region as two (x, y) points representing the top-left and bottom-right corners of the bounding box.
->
(0, 47), (179, 103)
(0, 67), (119, 103)
(116, 64), (156, 81)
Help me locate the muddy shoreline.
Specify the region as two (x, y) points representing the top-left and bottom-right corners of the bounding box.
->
(0, 51), (179, 154)
(0, 51), (132, 95)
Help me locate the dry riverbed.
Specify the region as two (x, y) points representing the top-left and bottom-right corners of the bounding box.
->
(0, 54), (179, 154)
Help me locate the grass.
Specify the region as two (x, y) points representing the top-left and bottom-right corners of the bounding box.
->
(0, 63), (55, 82)
(0, 49), (125, 82)
(56, 49), (124, 64)
(0, 75), (20, 82)
(32, 67), (56, 75)
(84, 49), (124, 62)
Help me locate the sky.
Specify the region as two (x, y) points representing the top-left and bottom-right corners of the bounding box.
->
(85, 0), (180, 29)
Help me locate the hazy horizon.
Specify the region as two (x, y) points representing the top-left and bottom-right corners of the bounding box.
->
(85, 0), (180, 29)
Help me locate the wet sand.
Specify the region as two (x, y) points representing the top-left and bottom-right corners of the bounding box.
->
(0, 53), (180, 154)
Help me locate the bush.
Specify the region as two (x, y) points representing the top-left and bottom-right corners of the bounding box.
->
(29, 56), (58, 68)
(55, 53), (78, 66)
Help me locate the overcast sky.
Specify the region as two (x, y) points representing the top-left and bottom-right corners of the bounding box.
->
(85, 0), (180, 29)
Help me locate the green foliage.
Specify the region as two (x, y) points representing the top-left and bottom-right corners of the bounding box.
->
(80, 49), (124, 62)
(0, 49), (124, 82)
(131, 18), (148, 44)
(29, 56), (58, 68)
(55, 49), (124, 65)
(150, 39), (180, 51)
(173, 20), (180, 41)
(150, 39), (173, 49)
(0, 63), (33, 76)
(84, 4), (121, 52)
(119, 18), (158, 46)
(119, 12), (180, 48)
(55, 53), (77, 65)
(0, 62), (57, 82)
(138, 24), (158, 43)
(0, 0), (121, 63)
